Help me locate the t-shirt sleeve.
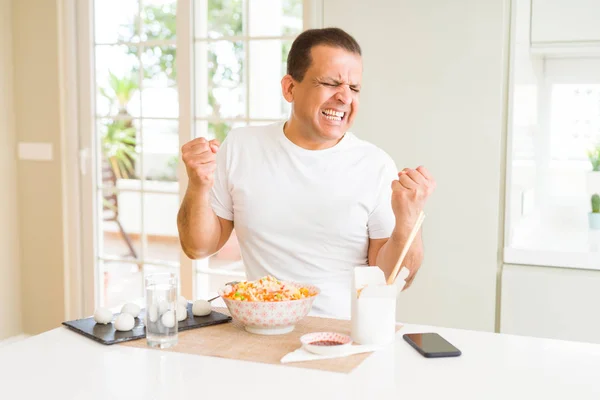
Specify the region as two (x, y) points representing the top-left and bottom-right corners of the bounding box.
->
(209, 134), (234, 221)
(367, 153), (398, 239)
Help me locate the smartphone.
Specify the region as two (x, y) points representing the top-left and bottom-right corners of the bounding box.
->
(403, 332), (461, 358)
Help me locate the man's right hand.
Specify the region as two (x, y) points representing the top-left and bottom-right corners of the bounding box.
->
(181, 137), (220, 193)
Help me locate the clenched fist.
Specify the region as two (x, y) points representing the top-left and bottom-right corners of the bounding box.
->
(181, 137), (220, 193)
(391, 165), (436, 230)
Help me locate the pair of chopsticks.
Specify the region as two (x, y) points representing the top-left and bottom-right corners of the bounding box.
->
(386, 211), (426, 286)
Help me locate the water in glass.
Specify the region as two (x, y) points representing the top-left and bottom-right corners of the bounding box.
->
(145, 273), (178, 348)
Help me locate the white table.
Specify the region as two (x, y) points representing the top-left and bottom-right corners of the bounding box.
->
(1, 322), (599, 399)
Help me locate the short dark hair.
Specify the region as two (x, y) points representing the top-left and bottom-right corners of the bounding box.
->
(286, 27), (362, 82)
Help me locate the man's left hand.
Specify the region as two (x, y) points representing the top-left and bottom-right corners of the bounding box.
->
(391, 166), (436, 229)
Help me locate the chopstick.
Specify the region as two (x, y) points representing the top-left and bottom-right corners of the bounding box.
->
(386, 211), (426, 285)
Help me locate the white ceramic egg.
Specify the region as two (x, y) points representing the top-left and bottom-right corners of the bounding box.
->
(176, 303), (187, 322)
(120, 302), (141, 318)
(161, 310), (176, 328)
(114, 313), (135, 331)
(158, 299), (170, 315)
(147, 304), (159, 323)
(192, 300), (212, 317)
(93, 307), (113, 324)
(178, 295), (188, 307)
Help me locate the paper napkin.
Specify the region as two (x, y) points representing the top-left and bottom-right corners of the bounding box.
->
(280, 344), (382, 364)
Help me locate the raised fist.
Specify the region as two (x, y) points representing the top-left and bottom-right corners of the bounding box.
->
(181, 137), (220, 193)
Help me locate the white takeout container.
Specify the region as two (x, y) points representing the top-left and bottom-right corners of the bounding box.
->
(350, 266), (409, 346)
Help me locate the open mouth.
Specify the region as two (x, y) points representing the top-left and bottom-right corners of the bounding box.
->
(321, 109), (346, 122)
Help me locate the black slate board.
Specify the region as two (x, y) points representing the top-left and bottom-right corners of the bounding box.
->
(62, 303), (231, 345)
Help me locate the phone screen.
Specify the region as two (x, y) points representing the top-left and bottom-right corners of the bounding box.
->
(403, 333), (461, 357)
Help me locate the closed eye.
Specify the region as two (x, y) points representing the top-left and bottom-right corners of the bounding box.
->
(318, 79), (360, 93)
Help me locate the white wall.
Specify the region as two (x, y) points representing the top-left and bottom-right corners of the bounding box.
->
(13, 0), (67, 335)
(531, 0), (600, 44)
(0, 0), (22, 340)
(501, 264), (600, 344)
(324, 0), (509, 331)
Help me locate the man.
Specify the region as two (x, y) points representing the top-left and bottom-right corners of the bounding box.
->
(177, 27), (436, 318)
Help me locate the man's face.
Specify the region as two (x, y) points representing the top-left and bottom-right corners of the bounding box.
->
(289, 45), (362, 142)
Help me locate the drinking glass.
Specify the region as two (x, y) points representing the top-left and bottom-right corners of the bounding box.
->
(145, 273), (178, 348)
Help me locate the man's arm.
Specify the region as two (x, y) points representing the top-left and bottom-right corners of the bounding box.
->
(177, 187), (233, 259)
(369, 229), (423, 289)
(177, 136), (234, 259)
(368, 165), (435, 289)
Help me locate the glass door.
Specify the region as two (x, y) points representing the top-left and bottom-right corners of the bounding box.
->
(83, 0), (181, 310)
(189, 0), (305, 297)
(79, 0), (317, 313)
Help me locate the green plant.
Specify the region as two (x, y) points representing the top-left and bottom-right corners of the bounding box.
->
(99, 71), (139, 117)
(210, 121), (232, 143)
(101, 120), (138, 179)
(592, 194), (600, 214)
(587, 144), (600, 172)
(122, 1), (244, 140)
(205, 1), (243, 139)
(99, 71), (139, 179)
(122, 3), (178, 84)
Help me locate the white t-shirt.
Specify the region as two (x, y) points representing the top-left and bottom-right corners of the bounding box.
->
(210, 121), (398, 318)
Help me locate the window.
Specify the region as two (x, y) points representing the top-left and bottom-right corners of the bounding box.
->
(189, 0), (306, 297)
(504, 3), (600, 270)
(81, 0), (318, 309)
(92, 0), (180, 309)
(549, 85), (600, 161)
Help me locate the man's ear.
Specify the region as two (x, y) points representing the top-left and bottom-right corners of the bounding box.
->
(281, 74), (295, 103)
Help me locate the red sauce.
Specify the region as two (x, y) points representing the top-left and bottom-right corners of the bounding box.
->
(310, 340), (344, 346)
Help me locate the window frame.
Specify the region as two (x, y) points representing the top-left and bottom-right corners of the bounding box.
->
(179, 0), (324, 298)
(503, 55), (600, 270)
(70, 0), (323, 316)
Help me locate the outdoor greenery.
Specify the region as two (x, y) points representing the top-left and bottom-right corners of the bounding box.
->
(592, 193), (600, 214)
(587, 143), (600, 172)
(99, 71), (139, 179)
(99, 0), (301, 181)
(204, 0), (243, 143)
(101, 120), (138, 179)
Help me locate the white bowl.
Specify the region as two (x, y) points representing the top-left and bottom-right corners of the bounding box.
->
(219, 282), (320, 335)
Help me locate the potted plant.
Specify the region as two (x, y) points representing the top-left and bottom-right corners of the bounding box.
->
(586, 143), (600, 199)
(590, 194), (600, 230)
(99, 71), (139, 180)
(101, 120), (137, 179)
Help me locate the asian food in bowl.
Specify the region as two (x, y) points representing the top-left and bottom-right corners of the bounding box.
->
(219, 276), (320, 335)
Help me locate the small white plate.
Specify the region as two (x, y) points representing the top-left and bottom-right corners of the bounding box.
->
(300, 332), (353, 356)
